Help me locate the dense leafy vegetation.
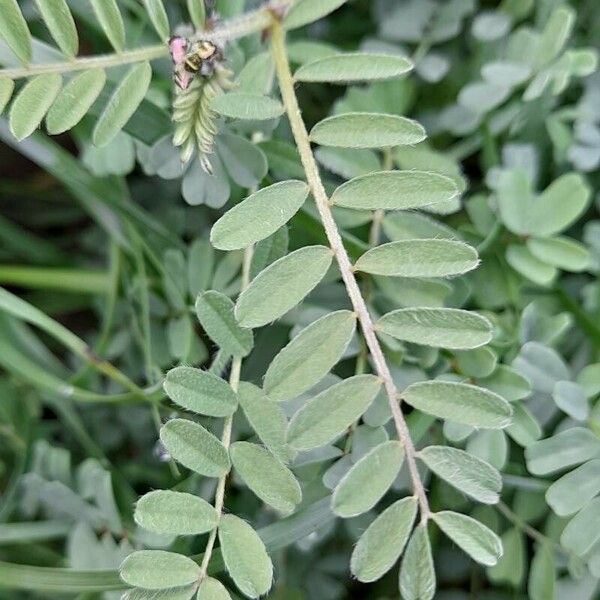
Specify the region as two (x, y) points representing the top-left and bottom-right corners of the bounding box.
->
(0, 0), (600, 598)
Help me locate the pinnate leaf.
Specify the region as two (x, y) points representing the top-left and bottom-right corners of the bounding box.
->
(355, 240), (479, 278)
(399, 524), (436, 600)
(195, 291), (253, 358)
(230, 442), (301, 514)
(403, 381), (513, 429)
(376, 308), (492, 350)
(294, 53), (412, 83)
(120, 551), (200, 590)
(331, 171), (458, 210)
(433, 511), (502, 566)
(310, 113), (426, 149)
(34, 0), (78, 57)
(419, 446), (502, 504)
(89, 0), (126, 52)
(332, 441), (404, 517)
(264, 310), (356, 402)
(9, 74), (62, 141)
(218, 514), (273, 599)
(0, 0), (32, 64)
(211, 92), (284, 121)
(235, 246), (333, 328)
(163, 366), (238, 417)
(210, 181), (309, 251)
(46, 69), (107, 135)
(351, 497), (417, 582)
(160, 419), (230, 477)
(93, 62), (152, 147)
(134, 490), (217, 535)
(287, 375), (382, 450)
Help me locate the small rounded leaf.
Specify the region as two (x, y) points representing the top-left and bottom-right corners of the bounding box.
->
(197, 577), (232, 600)
(0, 0), (32, 64)
(120, 550), (200, 590)
(0, 78), (15, 115)
(9, 74), (62, 141)
(187, 0), (206, 29)
(331, 171), (458, 210)
(230, 442), (302, 514)
(238, 382), (294, 464)
(284, 0), (348, 30)
(89, 0), (126, 52)
(218, 514), (273, 598)
(310, 113), (426, 149)
(142, 0), (170, 40)
(287, 375), (382, 450)
(399, 524), (436, 600)
(195, 291), (253, 358)
(375, 308), (492, 350)
(211, 181), (309, 250)
(332, 441), (404, 517)
(160, 419), (230, 477)
(211, 92), (284, 121)
(134, 490), (217, 535)
(403, 381), (513, 429)
(546, 459), (600, 516)
(264, 310), (357, 402)
(419, 446), (502, 504)
(93, 62), (152, 147)
(355, 240), (479, 278)
(34, 0), (78, 57)
(46, 69), (107, 135)
(351, 497), (417, 582)
(433, 511), (502, 566)
(163, 367), (238, 417)
(295, 53), (413, 83)
(235, 246), (333, 328)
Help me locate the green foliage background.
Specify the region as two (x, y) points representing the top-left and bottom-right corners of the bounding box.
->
(1, 0), (600, 598)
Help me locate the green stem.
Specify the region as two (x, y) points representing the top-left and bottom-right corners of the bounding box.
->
(199, 243), (255, 580)
(0, 266), (109, 294)
(271, 19), (431, 522)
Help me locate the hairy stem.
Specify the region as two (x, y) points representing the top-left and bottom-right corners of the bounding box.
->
(0, 1), (292, 80)
(270, 20), (430, 521)
(199, 243), (254, 580)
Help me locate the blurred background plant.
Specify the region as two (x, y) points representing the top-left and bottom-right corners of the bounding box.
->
(0, 0), (600, 599)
